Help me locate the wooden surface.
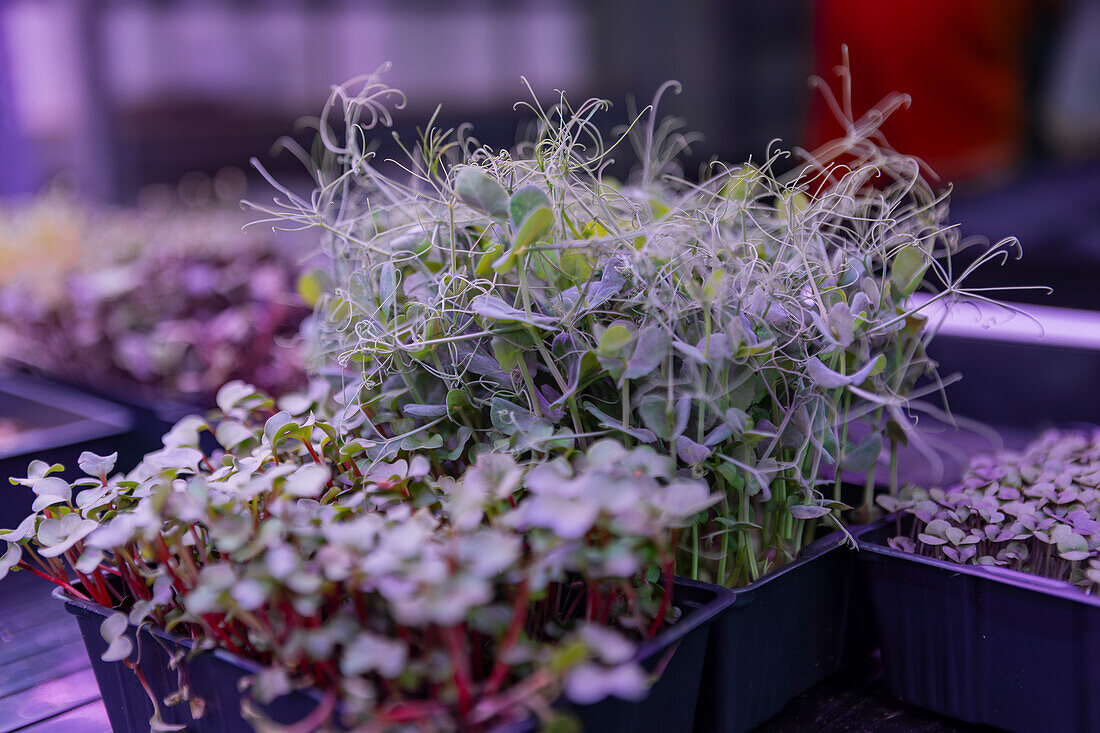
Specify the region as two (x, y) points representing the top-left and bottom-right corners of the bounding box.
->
(0, 571), (110, 732)
(0, 570), (995, 733)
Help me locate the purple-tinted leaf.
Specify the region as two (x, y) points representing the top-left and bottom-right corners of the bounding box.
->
(840, 432), (882, 473)
(789, 504), (830, 520)
(693, 333), (733, 363)
(806, 354), (883, 389)
(403, 403), (448, 418)
(622, 327), (669, 381)
(471, 294), (557, 329)
(675, 436), (712, 465)
(564, 663), (647, 705)
(584, 402), (656, 444)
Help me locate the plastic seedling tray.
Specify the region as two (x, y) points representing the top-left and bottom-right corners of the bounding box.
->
(693, 529), (873, 733)
(0, 374), (133, 528)
(63, 577), (733, 733)
(859, 514), (1100, 733)
(7, 361), (210, 470)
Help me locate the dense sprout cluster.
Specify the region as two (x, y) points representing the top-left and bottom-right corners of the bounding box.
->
(883, 429), (1100, 592)
(1, 381), (717, 731)
(0, 194), (310, 402)
(249, 74), (1018, 586)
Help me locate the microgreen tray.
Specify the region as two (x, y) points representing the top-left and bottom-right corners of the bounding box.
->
(859, 514), (1100, 732)
(693, 529), (873, 733)
(64, 577), (733, 733)
(0, 375), (132, 529)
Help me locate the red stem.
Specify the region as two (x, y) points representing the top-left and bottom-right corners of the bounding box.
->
(301, 440), (336, 489)
(189, 527), (210, 565)
(16, 562), (92, 602)
(118, 557), (152, 601)
(647, 560), (675, 638)
(376, 700), (447, 724)
(484, 580), (529, 697)
(202, 613), (248, 657)
(441, 625), (474, 718)
(586, 580), (599, 621)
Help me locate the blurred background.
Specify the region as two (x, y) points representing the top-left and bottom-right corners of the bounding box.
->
(0, 0), (1098, 446)
(3, 1), (1099, 290)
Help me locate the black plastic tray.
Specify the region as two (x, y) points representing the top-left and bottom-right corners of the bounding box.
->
(5, 361), (209, 471)
(693, 529), (873, 733)
(858, 514), (1100, 733)
(63, 588), (325, 731)
(63, 577), (734, 733)
(0, 374), (133, 528)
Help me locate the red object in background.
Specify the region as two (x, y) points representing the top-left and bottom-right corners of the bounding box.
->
(806, 0), (1033, 185)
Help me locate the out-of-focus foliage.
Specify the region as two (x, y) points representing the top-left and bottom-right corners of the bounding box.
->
(0, 192), (311, 402)
(884, 429), (1100, 593)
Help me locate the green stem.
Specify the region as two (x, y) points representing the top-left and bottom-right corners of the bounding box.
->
(516, 357), (543, 418)
(833, 353), (851, 506)
(889, 438), (899, 496)
(741, 486), (759, 582)
(691, 524), (700, 581)
(861, 406), (884, 515)
(716, 493), (730, 585)
(620, 380), (632, 447)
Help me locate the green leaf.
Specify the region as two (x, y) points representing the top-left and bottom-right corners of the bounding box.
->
(559, 248), (592, 284)
(509, 185), (551, 225)
(638, 398), (673, 441)
(313, 421), (338, 449)
(891, 246), (929, 296)
(446, 389), (470, 414)
(1056, 531), (1090, 561)
(789, 504), (830, 520)
(475, 244), (503, 277)
(491, 245), (520, 275)
(490, 397), (539, 436)
(649, 198), (670, 219)
(780, 190), (810, 220)
(807, 354), (884, 388)
(512, 207), (554, 253)
(296, 269), (330, 308)
(471, 294), (557, 329)
(263, 411), (297, 445)
(492, 337), (521, 371)
(399, 433), (444, 451)
(701, 270), (724, 303)
(454, 166), (509, 218)
(598, 324), (634, 355)
(722, 163), (760, 201)
(621, 327), (668, 382)
(78, 452), (117, 478)
(715, 462), (745, 491)
(216, 380), (263, 413)
(582, 402), (657, 443)
(549, 640), (588, 674)
(403, 404), (447, 418)
(543, 713), (583, 733)
(215, 420), (256, 450)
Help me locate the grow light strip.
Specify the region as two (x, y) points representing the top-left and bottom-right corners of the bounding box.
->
(911, 293), (1100, 350)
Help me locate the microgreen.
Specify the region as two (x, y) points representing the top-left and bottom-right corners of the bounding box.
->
(882, 429), (1100, 592)
(0, 195), (310, 402)
(0, 380), (716, 731)
(248, 69), (1024, 587)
